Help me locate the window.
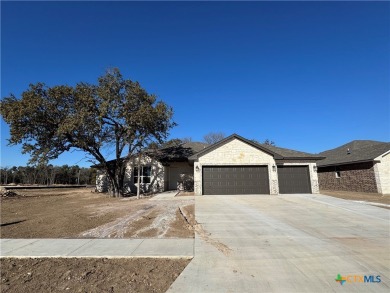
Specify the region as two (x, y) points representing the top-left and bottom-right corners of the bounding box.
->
(134, 166), (151, 184)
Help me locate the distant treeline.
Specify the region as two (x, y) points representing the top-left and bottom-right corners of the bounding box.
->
(0, 165), (96, 185)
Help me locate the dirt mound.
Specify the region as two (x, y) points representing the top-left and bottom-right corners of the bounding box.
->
(0, 188), (21, 198)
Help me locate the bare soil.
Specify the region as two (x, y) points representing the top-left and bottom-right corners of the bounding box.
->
(320, 190), (390, 208)
(176, 191), (195, 196)
(0, 257), (191, 293)
(0, 189), (194, 292)
(0, 188), (194, 238)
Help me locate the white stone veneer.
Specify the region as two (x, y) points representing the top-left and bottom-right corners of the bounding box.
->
(193, 138), (278, 195)
(374, 151), (390, 194)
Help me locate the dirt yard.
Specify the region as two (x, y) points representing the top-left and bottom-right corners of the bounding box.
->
(0, 188), (194, 292)
(0, 188), (195, 238)
(0, 257), (190, 293)
(320, 190), (390, 207)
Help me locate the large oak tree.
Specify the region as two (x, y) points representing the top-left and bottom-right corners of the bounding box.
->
(0, 69), (175, 196)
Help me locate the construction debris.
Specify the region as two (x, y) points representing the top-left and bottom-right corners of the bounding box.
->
(0, 188), (21, 197)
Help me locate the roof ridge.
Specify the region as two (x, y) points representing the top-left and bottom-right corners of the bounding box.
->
(260, 143), (315, 155)
(320, 140), (389, 154)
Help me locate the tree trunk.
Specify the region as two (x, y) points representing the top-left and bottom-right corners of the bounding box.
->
(110, 178), (119, 197)
(137, 153), (141, 199)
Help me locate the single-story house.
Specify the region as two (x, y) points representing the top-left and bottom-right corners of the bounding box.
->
(96, 134), (323, 195)
(317, 140), (390, 194)
(95, 141), (209, 194)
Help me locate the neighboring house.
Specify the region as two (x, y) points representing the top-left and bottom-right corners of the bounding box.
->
(95, 134), (324, 195)
(317, 140), (390, 194)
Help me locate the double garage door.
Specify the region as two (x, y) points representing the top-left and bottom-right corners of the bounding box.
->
(202, 165), (311, 195)
(203, 166), (270, 195)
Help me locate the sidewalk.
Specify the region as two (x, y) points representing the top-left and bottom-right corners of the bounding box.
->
(150, 190), (195, 201)
(0, 238), (194, 258)
(150, 190), (179, 200)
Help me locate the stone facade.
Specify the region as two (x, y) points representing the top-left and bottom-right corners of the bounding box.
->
(95, 156), (165, 194)
(95, 170), (108, 192)
(193, 138), (278, 195)
(95, 156), (194, 194)
(124, 156), (165, 194)
(318, 162), (378, 193)
(374, 151), (390, 194)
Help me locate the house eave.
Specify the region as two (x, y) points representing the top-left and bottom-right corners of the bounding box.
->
(317, 159), (380, 168)
(275, 156), (325, 162)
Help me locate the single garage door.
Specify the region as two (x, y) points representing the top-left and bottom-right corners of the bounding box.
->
(203, 166), (270, 195)
(277, 165), (311, 194)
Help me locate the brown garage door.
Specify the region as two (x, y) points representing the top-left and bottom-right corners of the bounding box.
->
(277, 165), (311, 194)
(203, 166), (270, 195)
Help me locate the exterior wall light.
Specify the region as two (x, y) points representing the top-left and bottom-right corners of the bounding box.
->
(272, 165), (276, 172)
(196, 165), (200, 172)
(313, 165), (318, 172)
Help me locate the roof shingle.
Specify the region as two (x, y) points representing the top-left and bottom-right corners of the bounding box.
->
(189, 134), (323, 160)
(317, 140), (390, 167)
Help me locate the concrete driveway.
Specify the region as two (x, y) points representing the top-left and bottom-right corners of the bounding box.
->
(169, 194), (389, 292)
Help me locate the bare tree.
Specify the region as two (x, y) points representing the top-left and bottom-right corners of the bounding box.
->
(203, 132), (225, 144)
(251, 138), (276, 146)
(263, 139), (276, 146)
(181, 137), (193, 143)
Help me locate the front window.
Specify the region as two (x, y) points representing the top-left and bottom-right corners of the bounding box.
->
(134, 166), (151, 184)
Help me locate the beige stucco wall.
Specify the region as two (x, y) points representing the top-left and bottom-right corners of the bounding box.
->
(193, 138), (278, 195)
(374, 151), (390, 194)
(276, 162), (320, 194)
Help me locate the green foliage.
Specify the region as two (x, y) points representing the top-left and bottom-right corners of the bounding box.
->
(0, 68), (175, 196)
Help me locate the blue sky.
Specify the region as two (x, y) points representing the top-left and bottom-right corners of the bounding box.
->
(1, 1), (389, 168)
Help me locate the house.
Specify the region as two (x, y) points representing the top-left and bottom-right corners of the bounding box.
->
(317, 140), (390, 194)
(95, 141), (209, 194)
(95, 134), (324, 195)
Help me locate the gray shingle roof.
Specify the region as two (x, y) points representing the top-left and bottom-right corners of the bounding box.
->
(148, 141), (209, 162)
(189, 134), (323, 161)
(317, 140), (390, 167)
(259, 144), (322, 159)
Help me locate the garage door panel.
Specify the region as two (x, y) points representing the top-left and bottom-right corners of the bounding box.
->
(203, 166), (269, 195)
(278, 166), (311, 194)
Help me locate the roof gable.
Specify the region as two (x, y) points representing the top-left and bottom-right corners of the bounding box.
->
(189, 134), (323, 161)
(190, 134), (283, 160)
